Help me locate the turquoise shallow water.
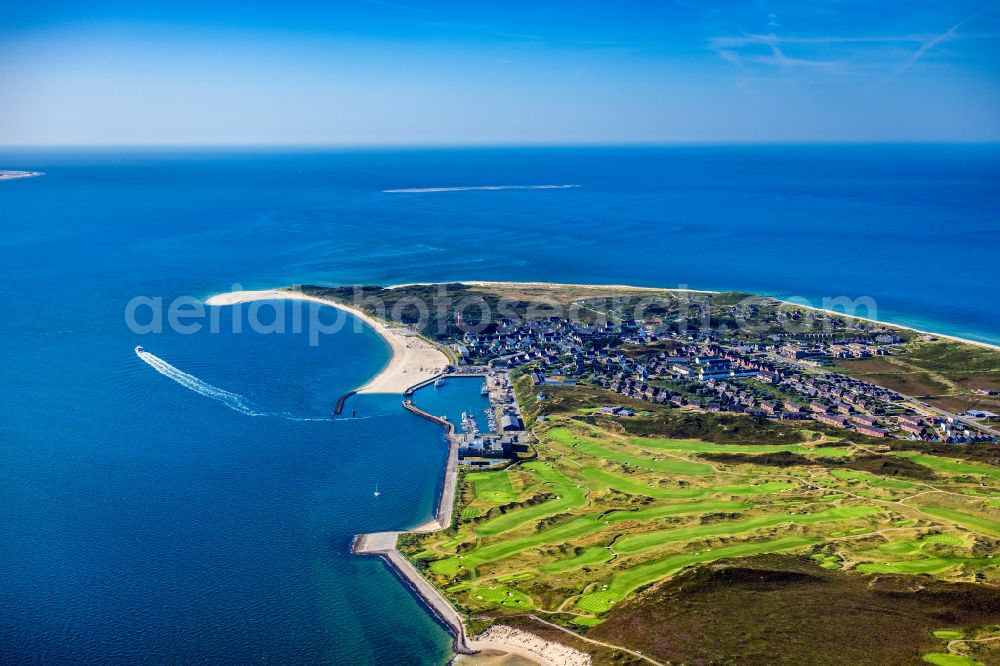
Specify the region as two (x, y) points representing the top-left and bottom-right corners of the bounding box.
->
(0, 146), (997, 664)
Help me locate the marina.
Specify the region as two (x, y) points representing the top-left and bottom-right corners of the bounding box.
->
(406, 372), (529, 466)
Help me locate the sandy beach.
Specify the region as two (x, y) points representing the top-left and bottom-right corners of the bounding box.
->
(204, 288), (449, 393)
(464, 626), (591, 666)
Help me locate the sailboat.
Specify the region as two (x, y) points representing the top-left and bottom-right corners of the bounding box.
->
(374, 484), (381, 497)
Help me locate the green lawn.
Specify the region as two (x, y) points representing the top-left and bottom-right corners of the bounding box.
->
(613, 505), (880, 555)
(474, 483), (588, 536)
(932, 630), (965, 640)
(522, 460), (573, 484)
(857, 556), (995, 575)
(874, 533), (965, 558)
(468, 585), (534, 610)
(579, 467), (708, 500)
(435, 501), (736, 574)
(549, 429), (713, 475)
(917, 505), (1000, 537)
(893, 452), (1000, 481)
(922, 654), (984, 666)
(603, 500), (747, 524)
(539, 546), (614, 573)
(467, 470), (519, 503)
(631, 436), (852, 458)
(830, 468), (916, 489)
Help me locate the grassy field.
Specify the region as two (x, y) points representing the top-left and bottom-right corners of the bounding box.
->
(830, 468), (916, 489)
(472, 483), (587, 536)
(630, 435), (852, 457)
(893, 451), (1000, 481)
(399, 386), (1000, 661)
(833, 339), (1000, 413)
(466, 470), (519, 503)
(914, 505), (1000, 537)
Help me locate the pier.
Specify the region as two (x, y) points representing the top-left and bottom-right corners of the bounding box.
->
(332, 390), (358, 416)
(402, 399), (456, 433)
(350, 370), (557, 661)
(402, 375), (442, 396)
(352, 531), (472, 653)
(401, 400), (461, 530)
(353, 399), (470, 654)
(403, 370), (487, 396)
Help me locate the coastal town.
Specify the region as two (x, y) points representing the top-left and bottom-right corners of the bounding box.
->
(219, 284), (1000, 666)
(302, 279), (1000, 465)
(199, 287), (997, 666)
(443, 305), (998, 447)
(386, 289), (997, 473)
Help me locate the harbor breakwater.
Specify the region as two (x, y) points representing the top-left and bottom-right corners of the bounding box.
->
(352, 399), (470, 653)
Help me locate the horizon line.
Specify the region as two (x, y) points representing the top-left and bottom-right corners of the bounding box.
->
(2, 139), (999, 151)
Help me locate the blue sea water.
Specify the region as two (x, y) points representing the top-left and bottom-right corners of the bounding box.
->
(0, 146), (998, 664)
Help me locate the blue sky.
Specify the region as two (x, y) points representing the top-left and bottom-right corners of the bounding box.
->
(1, 1), (997, 145)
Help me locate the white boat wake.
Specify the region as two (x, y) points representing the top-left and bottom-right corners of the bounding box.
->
(383, 184), (580, 193)
(134, 346), (400, 422)
(135, 346), (264, 416)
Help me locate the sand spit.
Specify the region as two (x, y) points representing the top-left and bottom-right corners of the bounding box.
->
(204, 288), (448, 394)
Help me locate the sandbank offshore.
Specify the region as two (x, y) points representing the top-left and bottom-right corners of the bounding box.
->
(383, 184), (580, 193)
